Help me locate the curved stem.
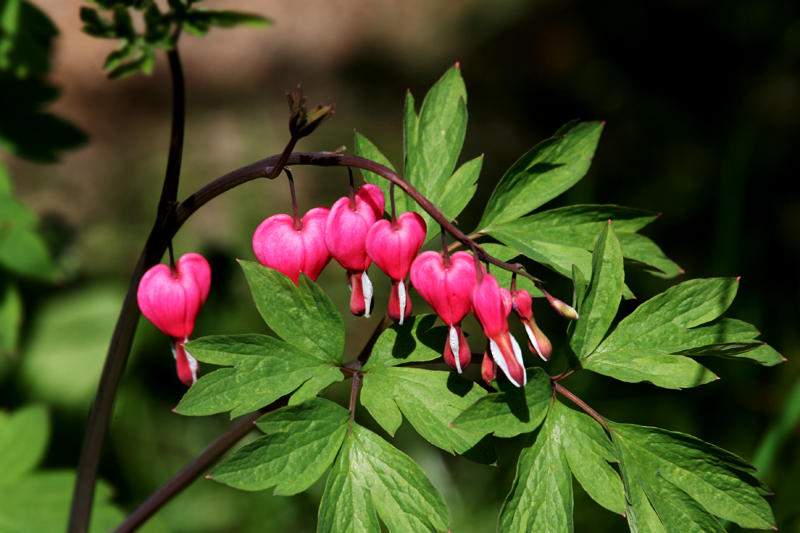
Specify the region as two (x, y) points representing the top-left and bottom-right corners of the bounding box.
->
(553, 382), (610, 432)
(68, 43), (187, 533)
(285, 168), (302, 230)
(112, 398), (287, 533)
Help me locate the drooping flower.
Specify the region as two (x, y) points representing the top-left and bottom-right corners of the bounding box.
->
(326, 183), (384, 317)
(366, 211), (426, 324)
(510, 288), (552, 361)
(410, 250), (476, 373)
(471, 272), (527, 387)
(480, 340), (495, 386)
(137, 253), (211, 386)
(252, 207), (331, 285)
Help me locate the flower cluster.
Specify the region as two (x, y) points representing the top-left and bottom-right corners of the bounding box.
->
(135, 176), (575, 389)
(250, 179), (570, 388)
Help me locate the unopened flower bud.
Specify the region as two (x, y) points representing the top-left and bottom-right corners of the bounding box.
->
(544, 290), (579, 321)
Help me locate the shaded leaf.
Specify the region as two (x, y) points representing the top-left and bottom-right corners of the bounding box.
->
(478, 121), (604, 230)
(318, 424), (450, 533)
(0, 405), (49, 484)
(570, 222), (624, 359)
(611, 422), (775, 530)
(451, 368), (552, 438)
(498, 403), (573, 533)
(240, 261), (345, 365)
(479, 243), (544, 298)
(211, 399), (349, 495)
(354, 131), (405, 215)
(363, 314), (447, 370)
(361, 367), (495, 463)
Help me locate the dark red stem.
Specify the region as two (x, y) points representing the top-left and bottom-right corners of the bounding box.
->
(441, 227), (451, 269)
(348, 167), (356, 210)
(285, 168), (302, 231)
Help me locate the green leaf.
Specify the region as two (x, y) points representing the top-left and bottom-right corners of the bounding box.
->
(403, 89), (418, 185)
(0, 405), (49, 484)
(362, 314), (447, 370)
(581, 278), (769, 388)
(498, 403), (573, 533)
(106, 57), (147, 79)
(480, 243), (544, 298)
(611, 422), (776, 530)
(553, 401), (625, 515)
(353, 131), (405, 215)
(0, 279), (23, 356)
(617, 232), (682, 278)
(451, 368), (552, 438)
(240, 261), (345, 365)
(425, 154), (480, 241)
(478, 121), (604, 230)
(211, 398), (349, 495)
(288, 366), (345, 406)
(79, 6), (117, 39)
(570, 222), (624, 359)
(186, 9), (273, 30)
(404, 65), (469, 242)
(102, 41), (135, 71)
(0, 225), (56, 281)
(571, 263), (588, 312)
(318, 424), (450, 533)
(111, 5), (134, 39)
(176, 334), (341, 417)
(361, 367), (495, 463)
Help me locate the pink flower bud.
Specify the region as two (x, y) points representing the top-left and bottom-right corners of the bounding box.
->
(252, 207), (331, 285)
(137, 253), (211, 386)
(544, 290), (580, 321)
(480, 341), (495, 387)
(410, 251), (478, 373)
(471, 273), (526, 387)
(366, 211), (426, 324)
(326, 184), (385, 317)
(511, 289), (552, 361)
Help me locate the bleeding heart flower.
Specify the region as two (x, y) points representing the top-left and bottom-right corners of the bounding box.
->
(326, 183), (384, 317)
(511, 288), (552, 361)
(366, 211), (426, 324)
(471, 272), (526, 387)
(252, 207), (331, 285)
(480, 340), (495, 386)
(137, 253), (211, 386)
(410, 250), (477, 373)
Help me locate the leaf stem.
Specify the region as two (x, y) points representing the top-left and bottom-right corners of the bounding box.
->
(349, 372), (361, 431)
(553, 382), (610, 433)
(285, 168), (302, 231)
(111, 399), (286, 533)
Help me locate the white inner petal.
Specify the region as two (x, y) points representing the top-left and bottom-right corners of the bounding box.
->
(362, 271), (373, 318)
(449, 325), (462, 373)
(524, 323), (546, 362)
(184, 347), (200, 385)
(398, 279), (407, 326)
(489, 339), (522, 388)
(509, 333), (527, 386)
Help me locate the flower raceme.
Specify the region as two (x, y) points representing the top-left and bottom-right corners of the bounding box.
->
(252, 207), (332, 285)
(137, 253), (212, 386)
(410, 251), (476, 374)
(325, 183), (385, 317)
(366, 211), (426, 324)
(471, 273), (527, 387)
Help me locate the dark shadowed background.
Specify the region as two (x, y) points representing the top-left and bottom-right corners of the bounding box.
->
(2, 0), (799, 531)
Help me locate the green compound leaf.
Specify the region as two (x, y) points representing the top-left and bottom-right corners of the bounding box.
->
(363, 314), (448, 370)
(185, 9), (273, 30)
(582, 278), (780, 388)
(610, 422), (776, 531)
(211, 399), (349, 496)
(570, 222), (624, 360)
(240, 261), (345, 365)
(478, 121), (604, 231)
(553, 401), (625, 515)
(176, 334), (343, 418)
(451, 368), (552, 438)
(421, 154), (481, 242)
(318, 424), (450, 533)
(498, 403), (573, 533)
(404, 65), (470, 242)
(361, 367), (495, 463)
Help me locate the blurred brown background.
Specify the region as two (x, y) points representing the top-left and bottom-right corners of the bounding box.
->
(2, 0), (799, 531)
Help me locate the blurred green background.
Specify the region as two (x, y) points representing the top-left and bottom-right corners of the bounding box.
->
(1, 0), (799, 531)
